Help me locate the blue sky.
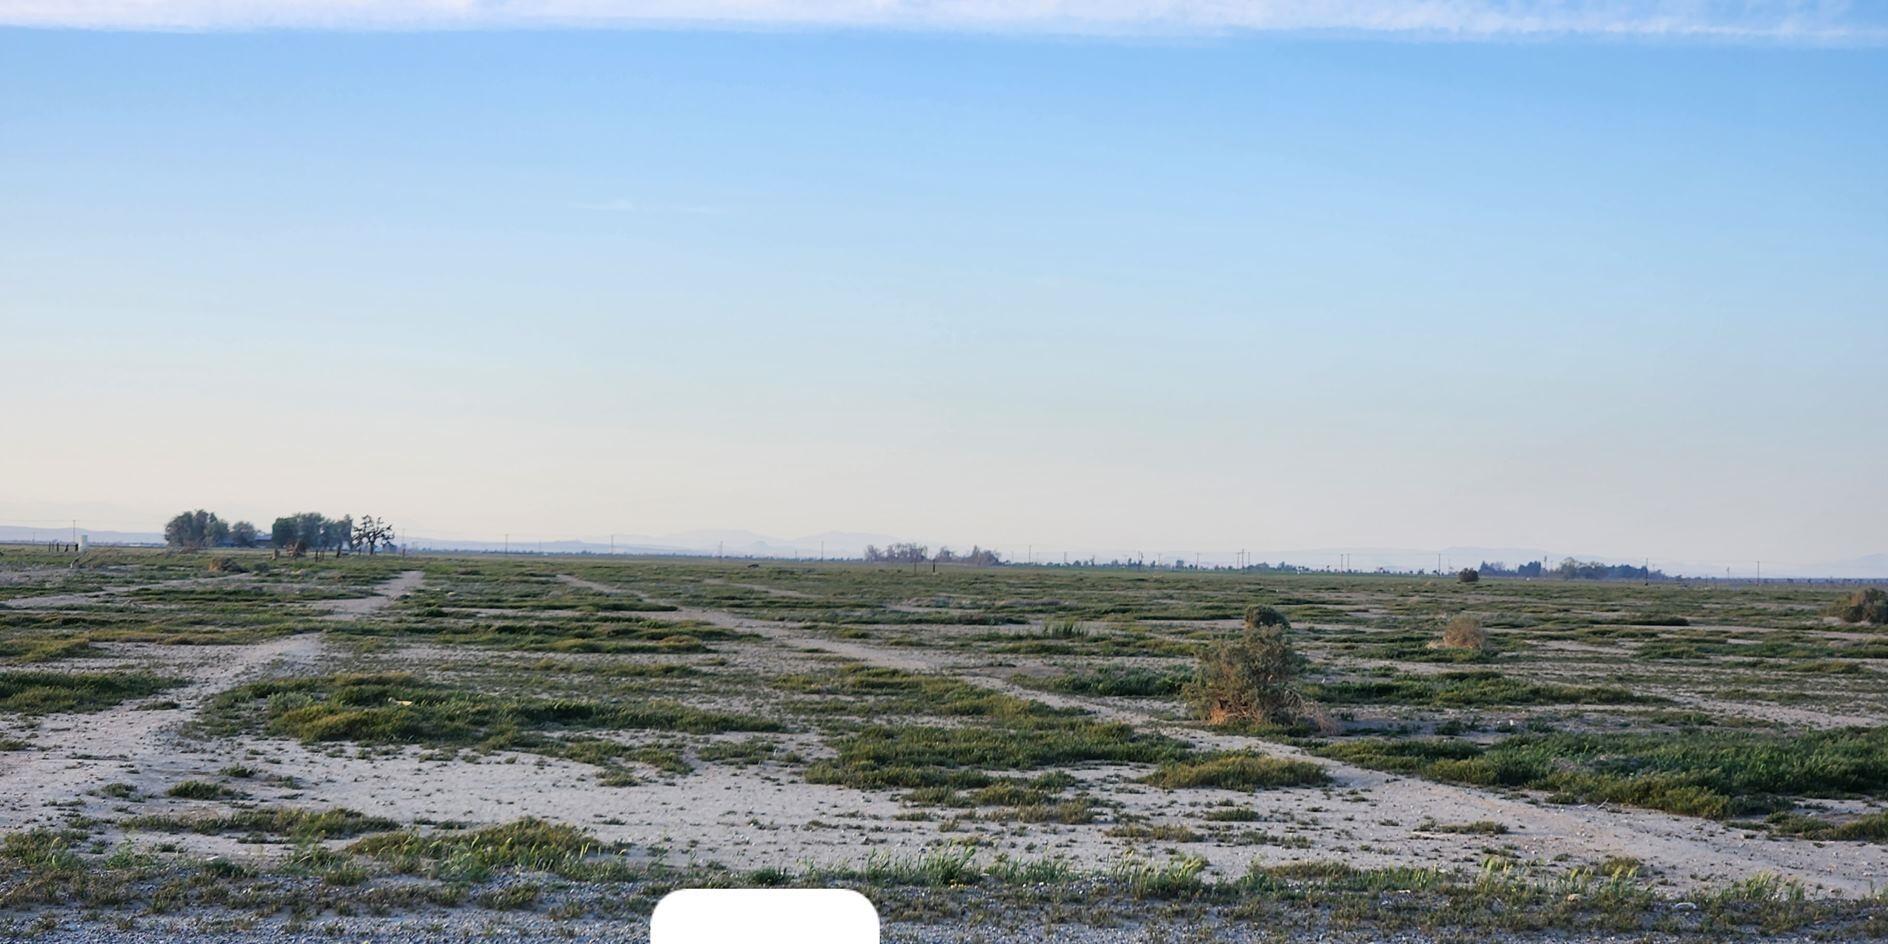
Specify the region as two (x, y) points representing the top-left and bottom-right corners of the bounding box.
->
(2, 8), (1885, 568)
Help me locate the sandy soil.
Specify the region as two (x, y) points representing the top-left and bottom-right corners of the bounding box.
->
(0, 572), (423, 830)
(314, 570), (424, 618)
(7, 570), (1884, 899)
(559, 579), (1888, 896)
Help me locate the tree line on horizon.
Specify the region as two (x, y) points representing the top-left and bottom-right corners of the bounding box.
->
(163, 509), (398, 557)
(1474, 558), (1668, 581)
(863, 543), (1003, 566)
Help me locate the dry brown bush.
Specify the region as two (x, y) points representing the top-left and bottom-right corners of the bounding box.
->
(1431, 614), (1488, 652)
(1826, 588), (1887, 626)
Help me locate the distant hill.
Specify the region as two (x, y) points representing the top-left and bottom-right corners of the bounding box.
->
(403, 529), (900, 560)
(0, 525), (161, 545)
(3, 523), (1880, 578)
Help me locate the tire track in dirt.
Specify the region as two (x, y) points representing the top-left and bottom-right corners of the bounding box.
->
(316, 569), (425, 619)
(0, 633), (323, 827)
(570, 576), (1888, 896)
(1, 571), (427, 827)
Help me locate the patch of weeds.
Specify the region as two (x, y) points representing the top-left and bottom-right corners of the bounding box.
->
(1201, 807), (1261, 822)
(1025, 665), (1186, 697)
(861, 845), (980, 887)
(164, 781), (237, 800)
(207, 673), (779, 770)
(1109, 853), (1206, 899)
(1765, 810), (1888, 842)
(1826, 588), (1887, 626)
(1143, 752), (1330, 790)
(364, 615), (739, 654)
(1106, 822), (1202, 842)
(697, 737), (779, 767)
(807, 715), (1186, 790)
(0, 671), (177, 714)
(127, 807), (396, 841)
(1308, 671), (1661, 708)
(349, 819), (630, 883)
(1417, 818), (1510, 835)
(1320, 727), (1888, 819)
(1037, 616), (1087, 639)
(0, 638), (96, 664)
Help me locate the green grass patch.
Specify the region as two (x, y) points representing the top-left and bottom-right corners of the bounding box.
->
(805, 686), (1189, 791)
(1143, 752), (1330, 790)
(207, 672), (778, 775)
(127, 806), (396, 840)
(1765, 810), (1888, 842)
(348, 818), (627, 883)
(1309, 671), (1661, 708)
(1025, 665), (1186, 697)
(165, 780), (237, 800)
(0, 670), (176, 714)
(1320, 727), (1888, 819)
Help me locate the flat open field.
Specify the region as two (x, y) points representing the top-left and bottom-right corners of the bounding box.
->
(2, 547), (1885, 942)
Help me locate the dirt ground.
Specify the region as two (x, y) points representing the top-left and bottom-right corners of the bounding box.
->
(5, 563), (1886, 897)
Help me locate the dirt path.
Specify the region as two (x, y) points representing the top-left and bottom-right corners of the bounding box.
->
(583, 581), (1888, 896)
(0, 633), (325, 828)
(317, 570), (425, 619)
(3, 571), (425, 828)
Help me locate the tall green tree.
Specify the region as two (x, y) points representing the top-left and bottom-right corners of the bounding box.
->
(162, 509), (224, 550)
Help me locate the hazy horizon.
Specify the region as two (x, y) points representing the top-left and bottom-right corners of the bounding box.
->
(3, 5), (1884, 570)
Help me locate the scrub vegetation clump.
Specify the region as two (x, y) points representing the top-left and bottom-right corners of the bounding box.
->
(1431, 614), (1490, 653)
(1826, 588), (1888, 625)
(1184, 606), (1316, 728)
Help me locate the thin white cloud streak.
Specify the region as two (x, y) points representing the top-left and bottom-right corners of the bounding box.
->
(1, 0), (1884, 41)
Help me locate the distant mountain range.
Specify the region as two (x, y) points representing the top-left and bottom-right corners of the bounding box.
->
(0, 525), (162, 545)
(401, 529), (898, 560)
(2, 525), (1882, 578)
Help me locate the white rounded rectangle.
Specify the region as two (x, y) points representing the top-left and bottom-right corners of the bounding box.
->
(651, 888), (879, 944)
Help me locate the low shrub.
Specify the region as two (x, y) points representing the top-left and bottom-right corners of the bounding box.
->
(0, 671), (176, 714)
(1184, 623), (1313, 727)
(1432, 615), (1489, 653)
(1827, 588), (1888, 626)
(1143, 752), (1329, 790)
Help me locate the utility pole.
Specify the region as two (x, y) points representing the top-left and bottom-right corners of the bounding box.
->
(819, 540), (824, 561)
(610, 534), (616, 555)
(504, 533), (509, 555)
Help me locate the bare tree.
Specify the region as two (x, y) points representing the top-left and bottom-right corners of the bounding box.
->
(351, 515), (396, 555)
